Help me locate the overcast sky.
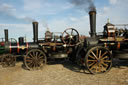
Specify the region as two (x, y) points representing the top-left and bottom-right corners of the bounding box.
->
(0, 0), (128, 41)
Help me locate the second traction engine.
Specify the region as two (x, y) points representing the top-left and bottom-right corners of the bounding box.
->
(0, 21), (80, 70)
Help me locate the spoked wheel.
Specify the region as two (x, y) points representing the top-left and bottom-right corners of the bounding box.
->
(1, 54), (16, 67)
(62, 28), (79, 44)
(75, 48), (86, 65)
(85, 46), (112, 74)
(24, 49), (47, 70)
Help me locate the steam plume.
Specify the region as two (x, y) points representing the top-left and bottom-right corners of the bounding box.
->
(40, 20), (49, 29)
(70, 0), (96, 12)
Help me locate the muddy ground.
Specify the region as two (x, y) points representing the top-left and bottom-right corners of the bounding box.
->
(0, 58), (128, 85)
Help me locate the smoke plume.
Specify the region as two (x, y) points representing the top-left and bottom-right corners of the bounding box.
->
(70, 0), (96, 12)
(40, 20), (49, 29)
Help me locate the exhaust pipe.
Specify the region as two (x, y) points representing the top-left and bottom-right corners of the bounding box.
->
(4, 29), (8, 42)
(32, 22), (38, 43)
(89, 11), (96, 37)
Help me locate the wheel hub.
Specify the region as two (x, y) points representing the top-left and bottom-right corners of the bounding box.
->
(70, 35), (73, 38)
(97, 59), (101, 63)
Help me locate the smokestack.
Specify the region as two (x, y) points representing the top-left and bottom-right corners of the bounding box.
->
(19, 37), (24, 45)
(89, 11), (96, 37)
(4, 29), (8, 42)
(32, 22), (38, 43)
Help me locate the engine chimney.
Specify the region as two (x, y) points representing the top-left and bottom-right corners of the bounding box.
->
(4, 29), (8, 42)
(89, 11), (96, 37)
(32, 22), (38, 43)
(19, 37), (24, 45)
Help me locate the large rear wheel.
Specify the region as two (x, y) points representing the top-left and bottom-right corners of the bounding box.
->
(85, 46), (112, 74)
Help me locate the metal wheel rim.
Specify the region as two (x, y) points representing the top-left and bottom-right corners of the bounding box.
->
(1, 54), (16, 67)
(85, 46), (112, 74)
(24, 49), (47, 70)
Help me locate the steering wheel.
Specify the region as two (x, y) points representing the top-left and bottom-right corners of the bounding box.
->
(62, 28), (79, 44)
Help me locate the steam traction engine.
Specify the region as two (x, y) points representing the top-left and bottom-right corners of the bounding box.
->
(0, 10), (128, 74)
(76, 11), (128, 74)
(0, 22), (80, 70)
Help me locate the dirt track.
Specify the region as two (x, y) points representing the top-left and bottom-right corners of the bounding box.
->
(0, 59), (128, 85)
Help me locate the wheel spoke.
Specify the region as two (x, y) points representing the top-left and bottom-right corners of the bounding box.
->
(101, 62), (108, 67)
(71, 37), (74, 41)
(35, 61), (38, 68)
(37, 61), (42, 66)
(95, 63), (98, 73)
(88, 62), (95, 67)
(87, 60), (97, 62)
(91, 51), (98, 60)
(103, 60), (111, 63)
(36, 52), (38, 58)
(29, 62), (34, 68)
(38, 56), (44, 59)
(101, 51), (108, 58)
(100, 63), (107, 71)
(33, 61), (36, 69)
(33, 51), (36, 57)
(27, 61), (33, 65)
(71, 29), (73, 35)
(96, 49), (98, 57)
(35, 60), (39, 68)
(65, 31), (69, 35)
(98, 63), (101, 72)
(101, 56), (108, 60)
(99, 50), (101, 59)
(90, 63), (97, 70)
(88, 55), (96, 59)
(38, 52), (42, 58)
(29, 53), (34, 58)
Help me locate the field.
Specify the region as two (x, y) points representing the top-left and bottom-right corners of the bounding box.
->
(0, 59), (128, 85)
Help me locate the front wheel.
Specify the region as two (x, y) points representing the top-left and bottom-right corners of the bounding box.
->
(85, 46), (112, 74)
(1, 54), (16, 67)
(24, 49), (47, 70)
